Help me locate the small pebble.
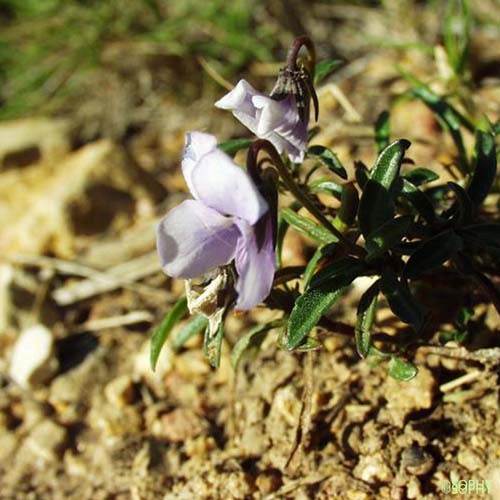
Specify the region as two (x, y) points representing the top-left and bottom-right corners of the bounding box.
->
(0, 431), (18, 462)
(381, 366), (436, 427)
(400, 445), (434, 475)
(25, 419), (67, 462)
(104, 374), (135, 407)
(353, 453), (393, 483)
(9, 324), (58, 388)
(457, 447), (484, 472)
(160, 408), (208, 442)
(255, 470), (282, 495)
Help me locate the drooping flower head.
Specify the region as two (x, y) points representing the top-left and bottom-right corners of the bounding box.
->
(215, 36), (318, 164)
(156, 132), (276, 311)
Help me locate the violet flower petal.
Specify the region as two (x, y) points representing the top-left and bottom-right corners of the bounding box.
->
(214, 79), (260, 131)
(157, 199), (240, 279)
(182, 131), (218, 196)
(182, 131), (268, 225)
(215, 80), (308, 163)
(234, 217), (276, 311)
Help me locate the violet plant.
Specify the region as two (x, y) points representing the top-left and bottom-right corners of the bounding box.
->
(151, 31), (499, 380)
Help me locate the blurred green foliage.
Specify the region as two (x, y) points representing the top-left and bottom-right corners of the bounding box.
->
(0, 0), (277, 119)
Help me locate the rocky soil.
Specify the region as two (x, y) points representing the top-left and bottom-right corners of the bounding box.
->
(1, 1), (500, 498)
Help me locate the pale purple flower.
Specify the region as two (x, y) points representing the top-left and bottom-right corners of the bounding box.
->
(157, 131), (276, 311)
(215, 80), (308, 163)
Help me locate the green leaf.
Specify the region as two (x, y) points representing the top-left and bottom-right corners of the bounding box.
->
(444, 0), (471, 75)
(365, 215), (413, 262)
(275, 213), (290, 269)
(380, 268), (424, 330)
(295, 336), (321, 351)
(308, 145), (348, 180)
(231, 320), (284, 370)
(388, 356), (418, 381)
(217, 138), (253, 156)
(460, 223), (500, 251)
(355, 280), (380, 358)
(466, 130), (497, 206)
(203, 316), (225, 369)
(150, 297), (188, 371)
(447, 182), (475, 225)
(358, 139), (411, 236)
(314, 59), (343, 85)
(309, 256), (364, 289)
(287, 276), (354, 350)
(309, 178), (343, 201)
(405, 230), (463, 278)
(354, 161), (369, 189)
(173, 315), (208, 352)
(398, 179), (436, 223)
(281, 207), (337, 245)
(409, 86), (469, 173)
(374, 110), (390, 153)
(303, 244), (336, 288)
(334, 182), (359, 231)
(401, 168), (439, 186)
(439, 306), (473, 345)
(370, 139), (412, 187)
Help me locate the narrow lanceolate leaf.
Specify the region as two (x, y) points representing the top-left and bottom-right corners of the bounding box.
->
(444, 0), (471, 75)
(388, 356), (418, 381)
(410, 86), (469, 173)
(231, 320), (284, 370)
(309, 256), (363, 289)
(365, 216), (413, 262)
(405, 230), (463, 278)
(460, 223), (500, 251)
(314, 59), (343, 85)
(370, 139), (412, 186)
(308, 145), (348, 180)
(398, 179), (435, 223)
(355, 161), (369, 189)
(217, 138), (253, 156)
(303, 244), (335, 288)
(374, 110), (390, 153)
(203, 316), (225, 369)
(401, 168), (439, 186)
(355, 280), (380, 358)
(150, 297), (188, 370)
(173, 314), (208, 352)
(287, 276), (354, 350)
(358, 139), (411, 236)
(281, 208), (337, 245)
(466, 130), (497, 206)
(309, 178), (343, 201)
(381, 268), (424, 330)
(447, 182), (475, 225)
(334, 183), (359, 231)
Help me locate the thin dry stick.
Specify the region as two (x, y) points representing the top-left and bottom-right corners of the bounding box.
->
(73, 311), (154, 333)
(317, 83), (362, 122)
(197, 57), (234, 91)
(10, 252), (169, 304)
(418, 345), (500, 366)
(440, 370), (481, 393)
(53, 253), (167, 304)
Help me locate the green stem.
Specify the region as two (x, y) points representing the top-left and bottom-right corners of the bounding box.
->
(248, 140), (365, 257)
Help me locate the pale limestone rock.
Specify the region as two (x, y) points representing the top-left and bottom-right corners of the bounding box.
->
(9, 324), (57, 388)
(25, 419), (67, 462)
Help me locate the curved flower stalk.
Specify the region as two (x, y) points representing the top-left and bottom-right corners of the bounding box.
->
(215, 36), (318, 164)
(156, 131), (276, 311)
